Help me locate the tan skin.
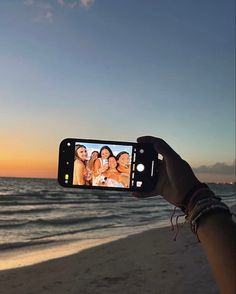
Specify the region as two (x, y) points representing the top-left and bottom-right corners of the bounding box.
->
(104, 157), (121, 183)
(93, 149), (110, 176)
(73, 147), (90, 185)
(102, 156), (128, 187)
(116, 153), (131, 187)
(88, 151), (98, 170)
(117, 153), (131, 174)
(134, 136), (236, 294)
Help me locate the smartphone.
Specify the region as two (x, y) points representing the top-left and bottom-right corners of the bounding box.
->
(58, 138), (158, 192)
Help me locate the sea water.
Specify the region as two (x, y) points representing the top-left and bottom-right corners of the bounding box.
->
(0, 177), (235, 252)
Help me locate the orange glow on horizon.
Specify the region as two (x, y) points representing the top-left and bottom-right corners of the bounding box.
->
(0, 161), (234, 183)
(0, 150), (57, 178)
(0, 135), (59, 178)
(0, 141), (234, 182)
(0, 160), (57, 178)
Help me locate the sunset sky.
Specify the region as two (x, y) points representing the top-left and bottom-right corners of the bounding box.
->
(0, 0), (235, 182)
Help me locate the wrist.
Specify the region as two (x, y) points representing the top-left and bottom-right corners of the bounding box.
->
(197, 209), (232, 230)
(185, 190), (231, 240)
(179, 182), (209, 213)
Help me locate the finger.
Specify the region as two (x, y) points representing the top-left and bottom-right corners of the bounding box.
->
(137, 136), (181, 161)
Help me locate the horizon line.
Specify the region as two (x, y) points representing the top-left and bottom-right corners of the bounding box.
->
(0, 175), (235, 185)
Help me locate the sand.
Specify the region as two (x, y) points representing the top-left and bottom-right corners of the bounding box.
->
(0, 223), (218, 294)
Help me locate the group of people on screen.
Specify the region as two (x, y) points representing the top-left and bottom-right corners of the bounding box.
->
(73, 144), (131, 188)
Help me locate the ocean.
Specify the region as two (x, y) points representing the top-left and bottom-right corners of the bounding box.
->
(0, 177), (235, 252)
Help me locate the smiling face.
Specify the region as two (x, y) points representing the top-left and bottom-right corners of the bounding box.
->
(91, 151), (98, 160)
(101, 148), (110, 159)
(108, 157), (117, 169)
(76, 147), (87, 161)
(117, 153), (130, 166)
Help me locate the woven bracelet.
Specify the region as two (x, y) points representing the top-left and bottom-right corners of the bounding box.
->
(179, 183), (209, 213)
(190, 204), (231, 236)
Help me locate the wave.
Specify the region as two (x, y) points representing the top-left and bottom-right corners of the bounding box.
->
(0, 214), (124, 229)
(0, 207), (53, 215)
(0, 199), (121, 206)
(0, 239), (56, 251)
(30, 224), (116, 241)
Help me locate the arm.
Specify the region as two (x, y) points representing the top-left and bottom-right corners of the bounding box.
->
(93, 159), (108, 175)
(198, 212), (236, 294)
(73, 160), (85, 185)
(134, 136), (236, 294)
(93, 159), (101, 176)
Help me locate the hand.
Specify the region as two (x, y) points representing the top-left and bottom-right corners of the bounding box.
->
(84, 168), (92, 181)
(133, 136), (200, 207)
(99, 164), (109, 173)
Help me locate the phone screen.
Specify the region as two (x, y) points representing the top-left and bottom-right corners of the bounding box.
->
(72, 141), (133, 189)
(58, 138), (158, 192)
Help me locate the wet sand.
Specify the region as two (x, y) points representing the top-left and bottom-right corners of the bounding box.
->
(0, 223), (218, 294)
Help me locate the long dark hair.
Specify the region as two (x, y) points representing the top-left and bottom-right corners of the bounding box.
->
(74, 144), (87, 162)
(116, 151), (129, 168)
(116, 151), (129, 161)
(98, 146), (114, 158)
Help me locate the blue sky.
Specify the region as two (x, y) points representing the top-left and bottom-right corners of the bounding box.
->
(0, 0), (235, 181)
(75, 142), (133, 158)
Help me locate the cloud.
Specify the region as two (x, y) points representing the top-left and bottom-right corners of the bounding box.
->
(34, 3), (54, 23)
(23, 1), (54, 22)
(23, 0), (35, 5)
(193, 162), (235, 175)
(57, 0), (95, 8)
(79, 0), (95, 8)
(57, 0), (65, 5)
(23, 0), (95, 22)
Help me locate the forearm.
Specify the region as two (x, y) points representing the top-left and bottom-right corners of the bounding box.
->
(197, 212), (236, 294)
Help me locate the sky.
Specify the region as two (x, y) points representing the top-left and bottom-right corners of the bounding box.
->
(75, 142), (133, 157)
(0, 0), (235, 182)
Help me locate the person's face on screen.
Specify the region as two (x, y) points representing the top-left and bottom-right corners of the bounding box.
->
(91, 151), (98, 160)
(108, 157), (117, 169)
(76, 147), (87, 161)
(101, 149), (110, 159)
(118, 153), (129, 166)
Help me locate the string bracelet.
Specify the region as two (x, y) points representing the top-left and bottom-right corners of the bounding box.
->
(170, 183), (233, 241)
(185, 196), (231, 241)
(176, 183), (233, 241)
(170, 206), (185, 241)
(169, 186), (215, 241)
(188, 203), (231, 240)
(187, 197), (221, 222)
(186, 189), (216, 214)
(179, 183), (209, 213)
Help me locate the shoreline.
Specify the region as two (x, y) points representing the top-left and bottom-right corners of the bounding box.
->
(0, 223), (218, 294)
(0, 204), (235, 272)
(0, 219), (172, 271)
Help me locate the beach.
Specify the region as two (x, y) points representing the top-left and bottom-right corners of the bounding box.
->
(1, 179), (234, 294)
(0, 223), (218, 294)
